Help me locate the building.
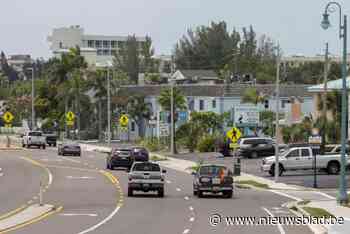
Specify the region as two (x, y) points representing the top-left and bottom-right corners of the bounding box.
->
(169, 70), (221, 85)
(117, 84), (314, 139)
(47, 25), (146, 66)
(7, 54), (34, 80)
(281, 54), (350, 68)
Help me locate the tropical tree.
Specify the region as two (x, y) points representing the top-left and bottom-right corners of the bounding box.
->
(241, 87), (267, 105)
(127, 95), (152, 138)
(157, 87), (187, 111)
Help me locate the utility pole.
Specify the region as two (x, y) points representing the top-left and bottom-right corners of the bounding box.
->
(170, 83), (175, 154)
(107, 67), (111, 147)
(274, 44), (281, 183)
(321, 42), (329, 155)
(26, 68), (35, 130)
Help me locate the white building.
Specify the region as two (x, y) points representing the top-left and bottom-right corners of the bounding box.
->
(282, 54), (350, 68)
(47, 25), (146, 66)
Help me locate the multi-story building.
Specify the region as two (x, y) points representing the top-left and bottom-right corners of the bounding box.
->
(47, 25), (146, 66)
(281, 54), (350, 68)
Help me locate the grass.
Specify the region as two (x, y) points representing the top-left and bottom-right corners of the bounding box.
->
(302, 207), (335, 218)
(290, 206), (298, 212)
(150, 155), (168, 161)
(297, 200), (310, 206)
(236, 180), (269, 189)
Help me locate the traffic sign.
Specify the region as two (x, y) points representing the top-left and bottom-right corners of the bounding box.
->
(226, 127), (242, 143)
(119, 114), (129, 127)
(66, 111), (75, 121)
(67, 120), (74, 126)
(3, 111), (14, 123)
(230, 143), (239, 149)
(4, 124), (12, 128)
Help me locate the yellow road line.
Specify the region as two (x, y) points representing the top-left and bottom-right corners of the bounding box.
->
(0, 205), (28, 222)
(0, 206), (63, 234)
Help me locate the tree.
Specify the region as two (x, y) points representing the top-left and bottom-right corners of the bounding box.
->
(127, 95), (152, 138)
(241, 87), (266, 105)
(176, 122), (202, 152)
(157, 87), (187, 111)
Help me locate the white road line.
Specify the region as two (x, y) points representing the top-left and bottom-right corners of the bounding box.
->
(189, 206), (194, 211)
(61, 157), (81, 164)
(176, 188), (181, 192)
(166, 180), (172, 184)
(60, 213), (98, 217)
(189, 217), (195, 222)
(183, 229), (190, 234)
(262, 207), (286, 234)
(315, 191), (336, 200)
(77, 206), (121, 234)
(0, 173), (3, 177)
(269, 190), (302, 202)
(184, 196), (189, 201)
(47, 166), (53, 186)
(66, 176), (95, 180)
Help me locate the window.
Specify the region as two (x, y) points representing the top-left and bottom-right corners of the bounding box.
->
(59, 42), (63, 49)
(199, 166), (227, 175)
(133, 163), (160, 172)
(301, 149), (310, 157)
(87, 40), (94, 48)
(131, 122), (135, 131)
(286, 149), (299, 158)
(103, 40), (110, 48)
(95, 40), (102, 48)
(97, 50), (103, 55)
(29, 132), (42, 136)
(281, 100), (290, 108)
(199, 100), (204, 110)
(111, 41), (117, 48)
(103, 50), (110, 55)
(212, 99), (216, 108)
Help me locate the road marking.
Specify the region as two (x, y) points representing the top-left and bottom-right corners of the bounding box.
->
(262, 207), (286, 234)
(189, 206), (194, 211)
(189, 217), (195, 222)
(183, 229), (190, 234)
(60, 213), (98, 217)
(166, 180), (171, 184)
(66, 176), (95, 180)
(40, 159), (63, 162)
(21, 157), (53, 187)
(315, 191), (336, 200)
(184, 196), (189, 201)
(61, 157), (81, 163)
(269, 190), (302, 202)
(176, 188), (181, 192)
(0, 173), (3, 177)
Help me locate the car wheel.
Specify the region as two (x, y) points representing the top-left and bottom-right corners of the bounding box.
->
(42, 145), (46, 150)
(53, 143), (57, 147)
(197, 191), (203, 198)
(158, 188), (164, 197)
(270, 164), (284, 177)
(250, 151), (258, 159)
(327, 162), (340, 175)
(22, 143), (25, 148)
(193, 190), (198, 196)
(128, 187), (133, 197)
(224, 190), (233, 198)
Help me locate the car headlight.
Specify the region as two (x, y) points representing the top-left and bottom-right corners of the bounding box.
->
(200, 177), (210, 183)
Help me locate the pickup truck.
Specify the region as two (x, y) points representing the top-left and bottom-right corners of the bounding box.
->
(22, 131), (46, 149)
(261, 146), (350, 176)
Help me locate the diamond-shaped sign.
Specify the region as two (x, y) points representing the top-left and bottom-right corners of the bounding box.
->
(226, 127), (242, 143)
(119, 114), (129, 127)
(3, 111), (14, 123)
(66, 111), (75, 121)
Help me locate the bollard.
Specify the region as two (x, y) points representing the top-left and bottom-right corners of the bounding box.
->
(39, 181), (43, 206)
(6, 135), (10, 148)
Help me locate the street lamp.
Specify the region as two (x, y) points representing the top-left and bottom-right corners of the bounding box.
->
(321, 1), (348, 205)
(26, 67), (35, 130)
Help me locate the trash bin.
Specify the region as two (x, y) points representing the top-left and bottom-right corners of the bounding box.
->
(233, 156), (241, 176)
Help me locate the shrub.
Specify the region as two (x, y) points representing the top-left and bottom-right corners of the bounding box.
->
(197, 134), (217, 152)
(139, 137), (166, 152)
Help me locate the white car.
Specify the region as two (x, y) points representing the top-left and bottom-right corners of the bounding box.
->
(22, 131), (46, 149)
(261, 146), (349, 176)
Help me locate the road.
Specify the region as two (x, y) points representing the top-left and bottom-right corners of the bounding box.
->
(0, 147), (313, 234)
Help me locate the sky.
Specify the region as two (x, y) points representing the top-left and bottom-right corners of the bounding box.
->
(1, 0), (350, 59)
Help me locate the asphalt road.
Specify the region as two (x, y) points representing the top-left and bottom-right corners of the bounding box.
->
(0, 147), (312, 234)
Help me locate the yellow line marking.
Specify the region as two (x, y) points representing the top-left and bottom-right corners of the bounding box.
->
(0, 205), (27, 221)
(0, 206), (63, 234)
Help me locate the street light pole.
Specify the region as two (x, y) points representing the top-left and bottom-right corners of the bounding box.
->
(170, 83), (175, 154)
(27, 68), (35, 130)
(107, 68), (111, 147)
(321, 1), (348, 204)
(321, 42), (329, 155)
(274, 44), (281, 183)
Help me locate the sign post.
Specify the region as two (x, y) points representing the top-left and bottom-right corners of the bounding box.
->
(226, 127), (242, 176)
(65, 111), (75, 139)
(309, 135), (322, 188)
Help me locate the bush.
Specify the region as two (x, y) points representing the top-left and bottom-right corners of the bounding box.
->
(139, 137), (166, 152)
(197, 134), (217, 152)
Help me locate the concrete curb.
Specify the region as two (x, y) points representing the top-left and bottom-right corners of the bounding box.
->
(0, 204), (62, 233)
(285, 201), (328, 234)
(0, 147), (23, 151)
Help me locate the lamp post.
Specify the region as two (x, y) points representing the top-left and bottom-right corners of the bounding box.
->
(274, 44), (281, 183)
(321, 1), (348, 205)
(27, 68), (35, 130)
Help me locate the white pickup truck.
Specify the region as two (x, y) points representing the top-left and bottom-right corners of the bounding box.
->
(261, 146), (350, 176)
(22, 131), (46, 149)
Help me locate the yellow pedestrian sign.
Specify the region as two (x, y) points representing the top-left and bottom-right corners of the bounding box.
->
(67, 120), (74, 126)
(3, 111), (14, 123)
(119, 114), (129, 127)
(226, 127), (242, 143)
(66, 111), (75, 121)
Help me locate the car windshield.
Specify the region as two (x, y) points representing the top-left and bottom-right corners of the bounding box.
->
(133, 163), (160, 172)
(199, 166), (227, 175)
(28, 132), (42, 136)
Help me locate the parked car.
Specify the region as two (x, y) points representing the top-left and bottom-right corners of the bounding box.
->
(128, 162), (166, 197)
(58, 141), (81, 156)
(237, 137), (275, 158)
(131, 147), (149, 162)
(261, 146), (350, 176)
(106, 148), (134, 170)
(192, 164), (233, 198)
(326, 144), (350, 154)
(44, 133), (57, 147)
(22, 131), (46, 149)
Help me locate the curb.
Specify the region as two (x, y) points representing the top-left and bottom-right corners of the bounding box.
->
(0, 206), (28, 222)
(0, 205), (63, 234)
(0, 148), (23, 151)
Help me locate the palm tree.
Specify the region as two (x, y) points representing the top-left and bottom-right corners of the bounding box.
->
(127, 95), (152, 138)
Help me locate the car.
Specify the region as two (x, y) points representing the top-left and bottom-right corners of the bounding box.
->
(106, 148), (134, 170)
(192, 164), (233, 198)
(127, 162), (166, 197)
(237, 137), (275, 158)
(131, 147), (149, 162)
(22, 131), (46, 149)
(58, 141), (81, 156)
(44, 133), (57, 147)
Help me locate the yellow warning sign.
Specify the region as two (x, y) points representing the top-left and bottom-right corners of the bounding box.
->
(226, 127), (242, 143)
(119, 114), (129, 127)
(66, 111), (75, 121)
(3, 111), (14, 123)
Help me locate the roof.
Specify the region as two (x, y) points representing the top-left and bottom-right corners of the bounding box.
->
(118, 84), (313, 98)
(308, 76), (350, 92)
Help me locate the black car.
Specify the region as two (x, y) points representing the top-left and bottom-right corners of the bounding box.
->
(238, 137), (275, 158)
(131, 147), (149, 162)
(192, 164), (233, 198)
(106, 148), (134, 170)
(44, 133), (57, 147)
(58, 142), (81, 156)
